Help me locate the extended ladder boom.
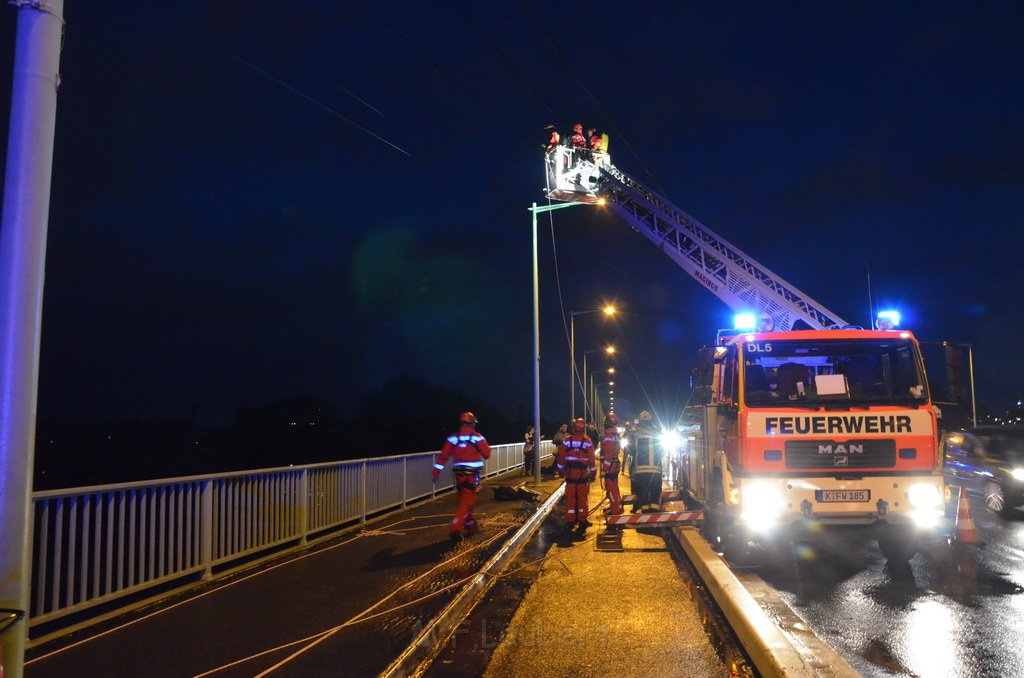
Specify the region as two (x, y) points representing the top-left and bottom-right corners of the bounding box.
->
(545, 146), (849, 331)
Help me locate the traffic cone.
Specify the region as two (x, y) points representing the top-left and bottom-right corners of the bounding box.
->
(955, 485), (979, 545)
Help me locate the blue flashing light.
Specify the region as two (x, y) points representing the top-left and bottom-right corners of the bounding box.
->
(876, 310), (901, 329)
(734, 313), (756, 330)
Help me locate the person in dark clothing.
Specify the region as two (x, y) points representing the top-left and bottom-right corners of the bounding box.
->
(523, 425), (536, 476)
(629, 410), (663, 513)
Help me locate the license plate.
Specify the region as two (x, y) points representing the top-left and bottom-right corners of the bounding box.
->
(816, 489), (870, 502)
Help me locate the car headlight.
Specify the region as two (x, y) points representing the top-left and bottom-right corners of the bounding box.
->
(908, 483), (942, 508)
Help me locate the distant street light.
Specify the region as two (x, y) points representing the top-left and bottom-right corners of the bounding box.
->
(529, 201), (601, 485)
(570, 305), (616, 419)
(582, 344), (616, 425)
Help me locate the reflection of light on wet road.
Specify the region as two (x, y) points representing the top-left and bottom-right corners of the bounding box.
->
(900, 598), (958, 677)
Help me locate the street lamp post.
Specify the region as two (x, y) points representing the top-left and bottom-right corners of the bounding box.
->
(570, 306), (616, 420)
(529, 201), (592, 485)
(581, 345), (615, 426)
(592, 367), (615, 424)
(593, 381), (609, 424)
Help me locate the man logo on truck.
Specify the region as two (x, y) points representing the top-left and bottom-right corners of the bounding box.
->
(818, 444), (864, 454)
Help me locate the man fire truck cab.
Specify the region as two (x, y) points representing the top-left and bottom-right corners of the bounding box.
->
(681, 328), (946, 562)
(542, 133), (952, 562)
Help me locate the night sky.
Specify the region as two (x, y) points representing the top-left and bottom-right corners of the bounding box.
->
(1, 2), (1023, 435)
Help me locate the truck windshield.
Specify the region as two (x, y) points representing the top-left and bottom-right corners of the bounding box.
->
(742, 338), (928, 407)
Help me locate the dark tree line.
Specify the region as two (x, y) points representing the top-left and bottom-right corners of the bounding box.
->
(34, 377), (545, 490)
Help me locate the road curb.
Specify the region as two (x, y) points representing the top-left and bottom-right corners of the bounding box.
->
(672, 527), (859, 677)
(381, 482), (565, 678)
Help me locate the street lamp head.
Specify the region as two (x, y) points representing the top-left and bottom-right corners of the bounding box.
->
(608, 367), (615, 374)
(605, 345), (616, 354)
(602, 305), (616, 316)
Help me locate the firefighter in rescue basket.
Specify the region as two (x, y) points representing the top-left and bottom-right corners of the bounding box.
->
(432, 411), (492, 542)
(555, 418), (596, 533)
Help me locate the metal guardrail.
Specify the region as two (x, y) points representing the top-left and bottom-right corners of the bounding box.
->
(28, 440), (552, 634)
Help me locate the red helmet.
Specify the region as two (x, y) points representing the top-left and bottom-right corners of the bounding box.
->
(604, 413), (619, 427)
(459, 411), (478, 426)
(572, 418), (586, 433)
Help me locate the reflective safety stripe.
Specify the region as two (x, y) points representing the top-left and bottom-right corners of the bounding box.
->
(433, 463), (445, 471)
(563, 455), (590, 463)
(455, 461), (484, 468)
(449, 434), (485, 444)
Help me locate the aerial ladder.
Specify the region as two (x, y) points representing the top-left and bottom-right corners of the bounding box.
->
(545, 145), (851, 332)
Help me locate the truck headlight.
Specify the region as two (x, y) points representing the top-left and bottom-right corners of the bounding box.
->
(908, 483), (943, 528)
(908, 483), (942, 508)
(740, 482), (784, 532)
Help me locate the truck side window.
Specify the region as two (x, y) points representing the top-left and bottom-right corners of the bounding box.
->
(720, 347), (737, 405)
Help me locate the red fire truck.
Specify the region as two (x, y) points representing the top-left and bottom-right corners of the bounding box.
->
(683, 328), (946, 562)
(544, 143), (950, 561)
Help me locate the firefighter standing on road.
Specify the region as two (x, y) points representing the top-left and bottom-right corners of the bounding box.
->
(556, 418), (596, 533)
(630, 410), (663, 513)
(432, 412), (492, 542)
(600, 421), (623, 516)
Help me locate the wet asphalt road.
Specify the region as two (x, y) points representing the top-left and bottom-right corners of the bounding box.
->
(750, 499), (1024, 677)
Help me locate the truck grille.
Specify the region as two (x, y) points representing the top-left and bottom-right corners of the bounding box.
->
(784, 439), (896, 469)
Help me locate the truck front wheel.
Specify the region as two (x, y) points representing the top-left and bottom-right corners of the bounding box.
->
(704, 470), (748, 563)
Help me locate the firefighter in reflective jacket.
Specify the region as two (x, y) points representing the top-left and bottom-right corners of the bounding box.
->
(432, 412), (492, 541)
(544, 123), (560, 152)
(630, 410), (663, 513)
(556, 418), (596, 531)
(600, 422), (623, 516)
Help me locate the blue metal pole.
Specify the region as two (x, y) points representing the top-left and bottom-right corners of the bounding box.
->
(0, 2), (65, 674)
